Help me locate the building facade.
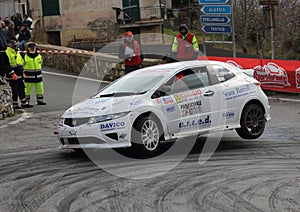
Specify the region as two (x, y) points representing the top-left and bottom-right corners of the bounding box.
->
(27, 0), (169, 46)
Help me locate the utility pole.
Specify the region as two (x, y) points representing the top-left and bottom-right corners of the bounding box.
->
(259, 0), (278, 59)
(270, 5), (275, 59)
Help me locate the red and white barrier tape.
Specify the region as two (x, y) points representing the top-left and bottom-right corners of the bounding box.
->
(19, 50), (93, 54)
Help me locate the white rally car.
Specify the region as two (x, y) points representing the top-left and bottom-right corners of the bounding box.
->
(57, 60), (271, 154)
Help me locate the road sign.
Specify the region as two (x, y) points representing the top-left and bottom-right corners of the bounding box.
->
(200, 15), (230, 24)
(259, 0), (278, 5)
(201, 5), (231, 15)
(202, 25), (232, 33)
(199, 0), (229, 4)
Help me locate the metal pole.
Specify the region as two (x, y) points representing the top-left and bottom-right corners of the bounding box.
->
(270, 5), (275, 59)
(231, 0), (236, 58)
(202, 34), (207, 56)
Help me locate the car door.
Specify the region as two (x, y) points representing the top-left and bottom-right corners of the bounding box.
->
(158, 66), (221, 136)
(207, 63), (240, 126)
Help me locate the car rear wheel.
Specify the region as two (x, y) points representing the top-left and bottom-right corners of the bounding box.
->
(236, 104), (266, 139)
(131, 115), (162, 155)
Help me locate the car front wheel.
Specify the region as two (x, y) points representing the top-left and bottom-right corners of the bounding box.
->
(131, 116), (162, 155)
(236, 104), (266, 139)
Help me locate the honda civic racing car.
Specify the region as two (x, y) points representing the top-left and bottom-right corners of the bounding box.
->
(56, 60), (271, 154)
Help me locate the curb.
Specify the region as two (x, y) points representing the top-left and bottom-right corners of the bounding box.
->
(268, 97), (300, 103)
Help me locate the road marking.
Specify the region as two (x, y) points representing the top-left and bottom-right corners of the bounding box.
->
(0, 112), (32, 129)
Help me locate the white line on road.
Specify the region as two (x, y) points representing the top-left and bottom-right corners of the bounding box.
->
(0, 112), (32, 129)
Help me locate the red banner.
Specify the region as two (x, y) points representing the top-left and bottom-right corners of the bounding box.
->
(201, 56), (300, 93)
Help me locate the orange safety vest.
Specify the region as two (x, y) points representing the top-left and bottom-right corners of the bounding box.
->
(176, 32), (195, 59)
(123, 40), (142, 66)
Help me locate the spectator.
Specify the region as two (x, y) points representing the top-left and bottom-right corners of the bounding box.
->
(23, 42), (46, 105)
(118, 31), (144, 74)
(3, 17), (11, 29)
(4, 23), (17, 43)
(5, 40), (33, 109)
(0, 29), (9, 84)
(23, 15), (32, 30)
(11, 15), (22, 35)
(171, 24), (199, 61)
(0, 20), (6, 30)
(18, 23), (31, 50)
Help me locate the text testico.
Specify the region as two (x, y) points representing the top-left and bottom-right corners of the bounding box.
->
(179, 115), (211, 128)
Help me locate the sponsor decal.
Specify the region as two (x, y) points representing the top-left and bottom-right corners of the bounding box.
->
(100, 122), (125, 131)
(223, 85), (255, 100)
(179, 115), (211, 129)
(166, 105), (176, 113)
(68, 130), (77, 136)
(226, 60), (243, 69)
(222, 112), (234, 118)
(92, 98), (110, 104)
(130, 99), (143, 106)
(180, 101), (202, 117)
(174, 89), (202, 103)
(155, 98), (161, 104)
(253, 62), (290, 87)
(162, 96), (174, 105)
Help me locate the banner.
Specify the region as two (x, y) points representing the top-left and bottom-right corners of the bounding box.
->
(203, 56), (300, 93)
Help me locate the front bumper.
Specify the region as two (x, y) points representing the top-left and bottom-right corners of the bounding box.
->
(57, 118), (132, 149)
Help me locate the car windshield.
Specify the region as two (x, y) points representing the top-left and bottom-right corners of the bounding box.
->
(96, 74), (163, 97)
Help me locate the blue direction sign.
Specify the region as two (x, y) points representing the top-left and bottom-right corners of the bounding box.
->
(199, 0), (229, 4)
(201, 5), (231, 14)
(202, 25), (232, 33)
(200, 15), (230, 24)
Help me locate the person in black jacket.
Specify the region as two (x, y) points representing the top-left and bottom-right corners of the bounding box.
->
(11, 15), (22, 35)
(4, 23), (17, 43)
(18, 23), (31, 50)
(0, 29), (9, 84)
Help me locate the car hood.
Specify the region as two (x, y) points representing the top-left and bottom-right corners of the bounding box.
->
(62, 96), (145, 118)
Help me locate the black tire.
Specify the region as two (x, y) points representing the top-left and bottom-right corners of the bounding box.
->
(236, 104), (266, 139)
(131, 115), (163, 156)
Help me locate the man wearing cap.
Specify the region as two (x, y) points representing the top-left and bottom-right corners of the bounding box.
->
(118, 31), (144, 74)
(17, 23), (31, 50)
(23, 42), (46, 105)
(5, 40), (33, 109)
(171, 24), (199, 61)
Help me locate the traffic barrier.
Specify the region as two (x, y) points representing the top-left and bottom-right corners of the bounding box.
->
(203, 56), (300, 94)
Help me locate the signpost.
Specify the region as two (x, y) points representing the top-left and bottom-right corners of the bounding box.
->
(199, 0), (236, 57)
(201, 5), (231, 14)
(200, 16), (230, 24)
(202, 25), (232, 34)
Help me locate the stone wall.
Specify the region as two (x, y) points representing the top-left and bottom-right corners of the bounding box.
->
(0, 84), (14, 120)
(38, 44), (160, 81)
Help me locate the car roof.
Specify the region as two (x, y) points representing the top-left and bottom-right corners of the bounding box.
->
(132, 60), (232, 77)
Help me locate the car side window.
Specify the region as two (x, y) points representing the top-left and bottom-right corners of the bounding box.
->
(211, 64), (235, 83)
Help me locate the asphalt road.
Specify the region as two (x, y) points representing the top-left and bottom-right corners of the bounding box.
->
(0, 68), (299, 212)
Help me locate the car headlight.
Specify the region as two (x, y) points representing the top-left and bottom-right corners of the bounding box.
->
(88, 111), (130, 124)
(59, 118), (64, 126)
